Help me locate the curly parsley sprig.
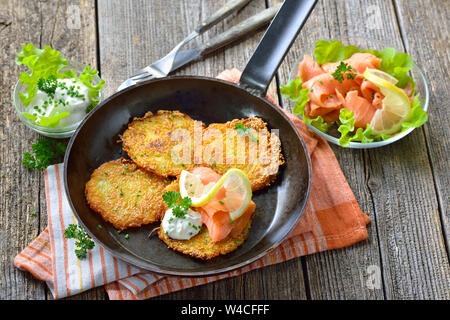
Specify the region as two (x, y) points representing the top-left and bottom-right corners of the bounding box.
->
(64, 224), (95, 259)
(331, 62), (357, 83)
(22, 139), (66, 171)
(234, 122), (259, 142)
(162, 191), (192, 219)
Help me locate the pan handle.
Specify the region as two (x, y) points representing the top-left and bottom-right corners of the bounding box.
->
(239, 0), (317, 97)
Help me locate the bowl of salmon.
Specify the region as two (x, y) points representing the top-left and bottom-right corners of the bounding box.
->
(281, 39), (429, 148)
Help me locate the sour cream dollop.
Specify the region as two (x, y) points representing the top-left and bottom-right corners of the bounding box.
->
(28, 78), (91, 126)
(161, 208), (202, 240)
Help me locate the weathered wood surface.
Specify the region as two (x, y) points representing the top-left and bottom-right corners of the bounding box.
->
(0, 0), (106, 300)
(1, 0), (448, 300)
(394, 0), (449, 259)
(276, 0), (450, 299)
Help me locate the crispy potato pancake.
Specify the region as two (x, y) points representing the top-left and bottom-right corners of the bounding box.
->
(158, 181), (253, 260)
(121, 110), (205, 177)
(158, 214), (252, 260)
(121, 110), (283, 190)
(202, 117), (284, 191)
(85, 158), (169, 230)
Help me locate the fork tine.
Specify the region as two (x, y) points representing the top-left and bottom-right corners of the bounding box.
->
(130, 72), (154, 82)
(131, 73), (156, 83)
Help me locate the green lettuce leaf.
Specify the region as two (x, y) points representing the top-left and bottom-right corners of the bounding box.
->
(337, 108), (393, 147)
(306, 115), (330, 133)
(279, 78), (303, 100)
(78, 66), (105, 112)
(337, 108), (356, 146)
(280, 78), (311, 115)
(372, 48), (414, 89)
(280, 79), (330, 133)
(314, 40), (360, 66)
(23, 112), (71, 127)
(17, 43), (68, 106)
(401, 96), (428, 130)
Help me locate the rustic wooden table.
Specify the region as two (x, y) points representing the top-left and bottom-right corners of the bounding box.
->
(1, 0), (449, 300)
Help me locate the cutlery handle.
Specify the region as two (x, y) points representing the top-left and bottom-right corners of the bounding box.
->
(198, 5), (279, 57)
(195, 0), (253, 34)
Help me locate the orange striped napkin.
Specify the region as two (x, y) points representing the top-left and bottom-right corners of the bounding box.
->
(14, 69), (370, 300)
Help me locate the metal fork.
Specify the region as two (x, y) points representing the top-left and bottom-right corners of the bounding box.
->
(117, 0), (253, 91)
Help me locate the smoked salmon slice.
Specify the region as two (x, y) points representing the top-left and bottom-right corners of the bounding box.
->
(298, 55), (325, 81)
(199, 201), (255, 242)
(299, 52), (383, 128)
(322, 53), (381, 74)
(192, 167), (255, 242)
(342, 91), (377, 128)
(302, 73), (359, 118)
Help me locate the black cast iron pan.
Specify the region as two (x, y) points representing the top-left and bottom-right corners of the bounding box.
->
(64, 0), (316, 276)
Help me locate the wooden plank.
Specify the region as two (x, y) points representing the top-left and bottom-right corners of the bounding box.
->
(272, 0), (385, 300)
(394, 0), (449, 257)
(97, 0), (307, 299)
(0, 0), (105, 300)
(275, 0), (449, 299)
(155, 259), (306, 299)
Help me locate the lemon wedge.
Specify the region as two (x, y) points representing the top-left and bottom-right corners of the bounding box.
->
(363, 69), (411, 135)
(364, 68), (399, 85)
(179, 168), (252, 221)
